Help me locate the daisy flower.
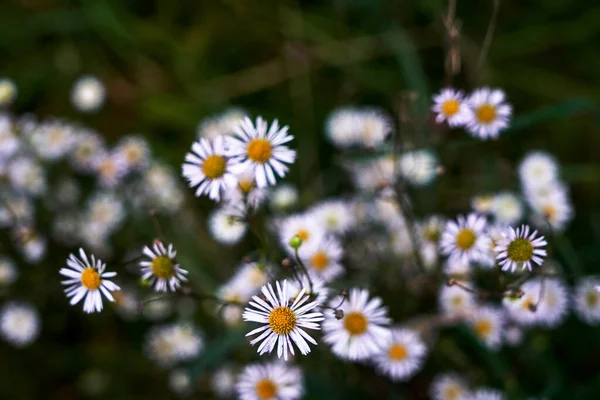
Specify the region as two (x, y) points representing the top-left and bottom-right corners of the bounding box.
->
(398, 149), (439, 186)
(70, 129), (106, 172)
(0, 257), (18, 286)
(466, 87), (512, 139)
(310, 200), (356, 235)
(491, 192), (523, 225)
(440, 213), (490, 266)
(227, 116), (296, 187)
(519, 151), (559, 189)
(325, 107), (362, 148)
(495, 224), (547, 272)
(115, 135), (151, 172)
(535, 278), (569, 328)
(209, 205), (248, 245)
(236, 361), (303, 400)
(430, 373), (472, 400)
(287, 276), (329, 306)
(471, 194), (495, 214)
(8, 156), (46, 196)
(223, 169), (269, 211)
(59, 248), (120, 313)
(140, 241), (188, 292)
(469, 306), (504, 350)
(322, 288), (391, 361)
(439, 282), (477, 316)
(574, 277), (600, 324)
(144, 322), (204, 367)
(473, 388), (506, 400)
(242, 280), (324, 361)
(0, 78), (17, 106)
(270, 184), (299, 211)
(279, 214), (326, 254)
(0, 302), (40, 347)
(530, 189), (573, 232)
(212, 366), (237, 398)
(95, 151), (128, 188)
(182, 135), (238, 201)
(197, 108), (247, 140)
(372, 328), (428, 381)
(358, 109), (393, 148)
(71, 75), (105, 113)
(432, 88), (472, 127)
(28, 119), (76, 161)
(0, 115), (20, 161)
(298, 235), (345, 282)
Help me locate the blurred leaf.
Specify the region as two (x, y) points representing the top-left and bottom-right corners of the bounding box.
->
(507, 98), (596, 133)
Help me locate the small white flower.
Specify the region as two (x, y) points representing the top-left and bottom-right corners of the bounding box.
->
(168, 369), (192, 397)
(325, 107), (363, 148)
(535, 278), (569, 328)
(0, 78), (17, 106)
(432, 88), (472, 127)
(310, 200), (356, 235)
(0, 257), (18, 285)
(197, 108), (247, 140)
(519, 151), (558, 189)
(71, 75), (106, 113)
(469, 306), (504, 350)
(140, 241), (188, 292)
(398, 149), (439, 185)
(372, 327), (428, 381)
(59, 248), (120, 313)
(471, 194), (495, 214)
(574, 277), (600, 324)
(227, 116), (296, 187)
(70, 130), (106, 172)
(322, 288), (391, 361)
(145, 322), (204, 367)
(115, 135), (151, 172)
(212, 366), (237, 398)
(20, 233), (47, 264)
(439, 282), (477, 316)
(223, 169), (269, 211)
(298, 235), (345, 282)
(8, 157), (46, 196)
(491, 192), (523, 225)
(28, 120), (76, 161)
(358, 109), (393, 148)
(430, 373), (472, 400)
(84, 192), (126, 237)
(466, 87), (512, 139)
(0, 115), (20, 161)
(209, 206), (248, 244)
(504, 278), (568, 328)
(279, 214), (326, 255)
(243, 280), (324, 361)
(0, 302), (40, 347)
(236, 361), (303, 400)
(351, 156), (396, 192)
(495, 224), (547, 272)
(473, 388), (506, 400)
(503, 325), (524, 346)
(440, 213), (490, 266)
(182, 136), (238, 201)
(95, 151), (128, 188)
(529, 188), (573, 232)
(270, 184), (298, 211)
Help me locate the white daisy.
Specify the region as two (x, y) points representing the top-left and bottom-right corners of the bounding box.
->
(491, 192), (523, 225)
(140, 241), (188, 292)
(466, 87), (512, 139)
(28, 119), (76, 161)
(209, 206), (248, 244)
(0, 115), (20, 161)
(95, 151), (128, 188)
(519, 151), (559, 189)
(325, 107), (363, 148)
(59, 248), (120, 313)
(212, 366), (237, 398)
(469, 306), (504, 350)
(574, 277), (600, 324)
(270, 184), (299, 211)
(197, 108), (247, 140)
(70, 130), (106, 172)
(236, 361), (303, 400)
(351, 156), (396, 192)
(535, 278), (569, 328)
(298, 235), (345, 282)
(84, 192), (126, 236)
(419, 215), (445, 246)
(471, 194), (495, 214)
(182, 136), (238, 201)
(0, 257), (18, 285)
(227, 116), (296, 188)
(8, 156), (46, 196)
(279, 214), (326, 254)
(322, 288), (391, 361)
(310, 200), (356, 235)
(19, 233), (47, 264)
(115, 135), (151, 172)
(71, 75), (106, 113)
(495, 224), (547, 272)
(372, 327), (428, 381)
(223, 168), (269, 211)
(530, 188), (573, 232)
(439, 282), (477, 316)
(358, 109), (393, 148)
(430, 373), (472, 400)
(440, 213), (490, 266)
(432, 88), (472, 127)
(142, 163), (184, 214)
(0, 78), (17, 106)
(286, 275), (329, 306)
(144, 322), (204, 367)
(231, 262), (271, 298)
(398, 149), (439, 185)
(473, 388), (506, 400)
(0, 302), (40, 347)
(503, 325), (524, 346)
(242, 280), (324, 361)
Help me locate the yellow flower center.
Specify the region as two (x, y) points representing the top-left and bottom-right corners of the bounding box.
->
(474, 320), (492, 338)
(543, 205), (557, 220)
(81, 268), (101, 290)
(444, 385), (462, 400)
(507, 238), (534, 262)
(586, 291), (599, 307)
(247, 138), (272, 163)
(202, 154), (227, 179)
(455, 229), (476, 250)
(151, 256), (175, 279)
(344, 312), (368, 335)
(255, 379), (277, 399)
(450, 296), (463, 307)
(125, 147), (141, 162)
(442, 99), (460, 116)
(388, 343), (408, 361)
(475, 104), (497, 124)
(296, 229), (309, 242)
(268, 306), (297, 335)
(311, 251), (329, 271)
(238, 178), (254, 193)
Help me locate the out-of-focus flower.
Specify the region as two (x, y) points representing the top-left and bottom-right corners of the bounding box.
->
(116, 135), (151, 172)
(491, 193), (523, 225)
(236, 362), (303, 400)
(209, 206), (247, 245)
(398, 149), (439, 185)
(298, 235), (344, 282)
(0, 78), (17, 106)
(270, 184), (298, 211)
(466, 87), (512, 139)
(372, 327), (428, 381)
(0, 302), (39, 347)
(574, 277), (600, 324)
(71, 75), (105, 113)
(430, 373), (472, 400)
(0, 257), (18, 286)
(469, 306), (504, 350)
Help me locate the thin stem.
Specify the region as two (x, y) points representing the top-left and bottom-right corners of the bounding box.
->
(293, 247), (314, 294)
(476, 0), (500, 78)
(149, 210), (166, 242)
(396, 185), (427, 273)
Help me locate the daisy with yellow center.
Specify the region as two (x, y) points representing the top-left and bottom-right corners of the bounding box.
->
(222, 169), (269, 211)
(469, 306), (504, 350)
(495, 224), (547, 272)
(440, 213), (490, 266)
(182, 135), (238, 201)
(466, 87), (512, 140)
(439, 283), (477, 316)
(322, 288), (391, 361)
(574, 278), (600, 324)
(236, 362), (303, 400)
(116, 135), (150, 172)
(139, 241), (188, 292)
(279, 214), (326, 255)
(243, 280), (324, 361)
(59, 248), (120, 313)
(430, 374), (472, 400)
(299, 236), (344, 282)
(432, 88), (472, 127)
(373, 328), (428, 381)
(95, 152), (127, 188)
(227, 116), (296, 188)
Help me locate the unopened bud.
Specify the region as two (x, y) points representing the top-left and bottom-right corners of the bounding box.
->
(334, 309), (344, 320)
(281, 258), (292, 268)
(289, 235), (303, 249)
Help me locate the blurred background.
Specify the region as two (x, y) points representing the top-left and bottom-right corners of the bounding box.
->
(1, 0), (600, 399)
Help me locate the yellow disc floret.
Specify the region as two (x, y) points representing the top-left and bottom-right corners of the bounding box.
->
(202, 154), (227, 179)
(310, 251), (329, 271)
(151, 256), (175, 279)
(81, 268), (102, 290)
(474, 320), (492, 338)
(476, 104), (497, 124)
(442, 99), (460, 116)
(388, 343), (408, 361)
(255, 379), (277, 399)
(455, 229), (476, 250)
(268, 306), (297, 335)
(344, 312), (368, 335)
(507, 238), (534, 262)
(247, 138), (272, 163)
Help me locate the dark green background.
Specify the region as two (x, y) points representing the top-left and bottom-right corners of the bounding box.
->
(2, 0), (600, 399)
